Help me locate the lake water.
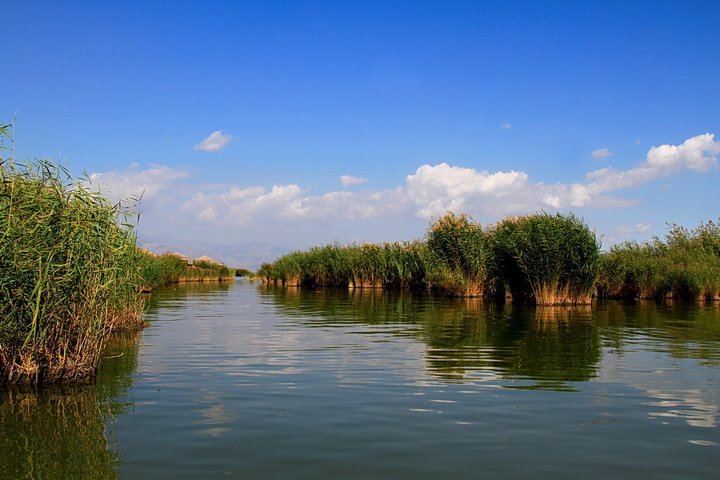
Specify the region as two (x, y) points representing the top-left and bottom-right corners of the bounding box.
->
(2, 280), (720, 479)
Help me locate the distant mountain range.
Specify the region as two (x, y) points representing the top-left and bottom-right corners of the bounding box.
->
(138, 234), (290, 271)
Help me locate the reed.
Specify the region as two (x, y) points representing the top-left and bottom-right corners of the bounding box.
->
(425, 212), (488, 297)
(139, 252), (235, 290)
(597, 220), (720, 301)
(138, 252), (187, 290)
(264, 242), (430, 290)
(0, 159), (144, 385)
(259, 212), (601, 304)
(487, 213), (600, 305)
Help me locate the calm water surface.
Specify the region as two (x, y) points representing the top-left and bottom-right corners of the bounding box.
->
(2, 280), (720, 479)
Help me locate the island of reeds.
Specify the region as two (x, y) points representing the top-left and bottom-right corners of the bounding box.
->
(258, 212), (603, 305)
(258, 212), (720, 305)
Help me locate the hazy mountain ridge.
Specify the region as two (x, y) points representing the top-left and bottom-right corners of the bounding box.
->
(139, 234), (289, 271)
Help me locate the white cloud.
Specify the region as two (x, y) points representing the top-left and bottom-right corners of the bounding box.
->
(500, 122), (512, 129)
(176, 133), (720, 227)
(88, 163), (190, 205)
(93, 133), (719, 243)
(340, 174), (369, 186)
(180, 184), (406, 225)
(584, 133), (719, 194)
(194, 130), (232, 152)
(591, 148), (614, 160)
(405, 163), (529, 218)
(617, 223), (652, 235)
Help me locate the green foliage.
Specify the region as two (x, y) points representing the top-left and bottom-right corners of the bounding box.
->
(487, 213), (600, 305)
(139, 253), (234, 289)
(260, 212), (600, 304)
(138, 253), (187, 289)
(425, 212), (487, 296)
(235, 268), (253, 277)
(0, 159), (144, 385)
(258, 211), (720, 304)
(597, 219), (720, 301)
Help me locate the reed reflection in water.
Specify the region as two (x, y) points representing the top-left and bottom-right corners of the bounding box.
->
(264, 286), (603, 390)
(2, 282), (719, 479)
(0, 329), (142, 480)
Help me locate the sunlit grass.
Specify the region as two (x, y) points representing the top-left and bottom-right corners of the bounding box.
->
(0, 158), (144, 385)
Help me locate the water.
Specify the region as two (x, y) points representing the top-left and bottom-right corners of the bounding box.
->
(2, 280), (720, 479)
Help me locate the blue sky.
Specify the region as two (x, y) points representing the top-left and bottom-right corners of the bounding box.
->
(4, 0), (720, 267)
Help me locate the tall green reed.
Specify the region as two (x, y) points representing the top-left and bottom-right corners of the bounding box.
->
(0, 158), (143, 385)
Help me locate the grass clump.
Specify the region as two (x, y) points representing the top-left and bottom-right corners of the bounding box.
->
(0, 159), (144, 385)
(258, 211), (601, 304)
(139, 252), (235, 290)
(597, 220), (720, 301)
(425, 212), (488, 296)
(487, 213), (600, 305)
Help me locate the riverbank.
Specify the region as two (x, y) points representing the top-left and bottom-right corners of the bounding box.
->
(258, 214), (720, 305)
(258, 212), (601, 305)
(139, 252), (236, 292)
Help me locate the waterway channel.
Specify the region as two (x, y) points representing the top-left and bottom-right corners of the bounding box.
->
(2, 280), (719, 478)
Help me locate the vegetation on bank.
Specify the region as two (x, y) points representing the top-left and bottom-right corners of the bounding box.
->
(0, 157), (144, 385)
(258, 212), (601, 305)
(260, 212), (720, 304)
(138, 252), (235, 291)
(487, 214), (600, 305)
(596, 220), (720, 301)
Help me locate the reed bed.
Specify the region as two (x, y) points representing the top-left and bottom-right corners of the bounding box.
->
(0, 159), (144, 385)
(425, 212), (488, 297)
(138, 253), (235, 291)
(262, 242), (427, 289)
(259, 212), (601, 305)
(487, 213), (601, 305)
(596, 220), (720, 301)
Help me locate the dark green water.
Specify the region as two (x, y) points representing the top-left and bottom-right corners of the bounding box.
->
(2, 280), (720, 479)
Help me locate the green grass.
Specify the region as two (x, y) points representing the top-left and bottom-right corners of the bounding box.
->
(139, 253), (235, 290)
(0, 158), (144, 385)
(487, 213), (601, 305)
(258, 212), (601, 304)
(597, 220), (720, 301)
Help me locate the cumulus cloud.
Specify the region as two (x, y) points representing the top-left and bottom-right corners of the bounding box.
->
(88, 163), (191, 205)
(93, 133), (719, 236)
(584, 133), (719, 194)
(591, 148), (614, 160)
(340, 174), (369, 186)
(405, 163), (529, 218)
(500, 122), (512, 129)
(177, 133), (719, 226)
(180, 184), (405, 225)
(194, 130), (232, 152)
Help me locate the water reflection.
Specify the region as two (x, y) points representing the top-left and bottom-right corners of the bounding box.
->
(261, 286), (602, 390)
(595, 301), (720, 366)
(0, 329), (142, 479)
(4, 283), (719, 479)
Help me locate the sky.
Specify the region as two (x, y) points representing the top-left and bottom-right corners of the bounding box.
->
(4, 0), (720, 268)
